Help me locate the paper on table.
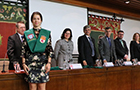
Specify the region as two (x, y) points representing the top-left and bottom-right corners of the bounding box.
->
(103, 62), (114, 67)
(69, 64), (82, 69)
(123, 61), (132, 66)
(20, 70), (24, 71)
(138, 62), (140, 65)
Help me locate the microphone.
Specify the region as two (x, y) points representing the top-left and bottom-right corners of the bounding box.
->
(1, 51), (7, 73)
(1, 48), (10, 73)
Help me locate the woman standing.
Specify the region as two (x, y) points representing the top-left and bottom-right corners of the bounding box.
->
(22, 12), (53, 90)
(130, 33), (140, 61)
(54, 28), (73, 67)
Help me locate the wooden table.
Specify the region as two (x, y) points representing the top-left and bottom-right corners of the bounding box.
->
(0, 66), (140, 90)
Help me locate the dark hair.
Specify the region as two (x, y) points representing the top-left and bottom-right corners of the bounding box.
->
(83, 25), (91, 32)
(16, 21), (25, 28)
(31, 12), (43, 22)
(105, 27), (111, 31)
(118, 30), (124, 34)
(61, 28), (72, 40)
(133, 32), (140, 41)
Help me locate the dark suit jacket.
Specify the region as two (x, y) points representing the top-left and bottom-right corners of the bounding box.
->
(7, 33), (23, 70)
(78, 35), (97, 66)
(98, 36), (117, 63)
(130, 41), (140, 61)
(114, 38), (128, 60)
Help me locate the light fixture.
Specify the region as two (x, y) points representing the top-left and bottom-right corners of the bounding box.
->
(113, 13), (116, 19)
(120, 18), (124, 23)
(125, 0), (130, 4)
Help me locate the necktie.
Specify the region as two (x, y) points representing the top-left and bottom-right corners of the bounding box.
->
(88, 37), (95, 56)
(21, 35), (24, 42)
(120, 40), (124, 48)
(108, 38), (111, 47)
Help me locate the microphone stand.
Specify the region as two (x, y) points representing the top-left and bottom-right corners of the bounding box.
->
(1, 52), (7, 73)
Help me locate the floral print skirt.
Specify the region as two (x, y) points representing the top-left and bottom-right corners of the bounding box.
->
(25, 53), (49, 83)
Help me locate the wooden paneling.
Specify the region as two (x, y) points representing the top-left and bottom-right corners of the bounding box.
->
(0, 73), (28, 90)
(106, 67), (132, 90)
(46, 70), (68, 90)
(68, 68), (106, 90)
(131, 66), (140, 90)
(1, 66), (140, 90)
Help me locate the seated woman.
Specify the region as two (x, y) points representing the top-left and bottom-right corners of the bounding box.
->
(54, 28), (73, 67)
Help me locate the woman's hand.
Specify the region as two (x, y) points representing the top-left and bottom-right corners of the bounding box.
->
(23, 64), (29, 75)
(45, 63), (51, 73)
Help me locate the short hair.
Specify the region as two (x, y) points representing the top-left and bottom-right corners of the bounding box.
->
(16, 21), (25, 28)
(105, 27), (111, 32)
(83, 25), (91, 32)
(133, 32), (140, 41)
(118, 30), (124, 34)
(31, 12), (43, 22)
(61, 28), (72, 40)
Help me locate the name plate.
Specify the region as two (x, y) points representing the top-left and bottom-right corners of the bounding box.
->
(137, 62), (140, 65)
(69, 64), (82, 69)
(103, 62), (114, 67)
(123, 61), (132, 66)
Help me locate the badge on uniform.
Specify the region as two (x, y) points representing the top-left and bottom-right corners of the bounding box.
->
(40, 36), (46, 43)
(27, 34), (34, 39)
